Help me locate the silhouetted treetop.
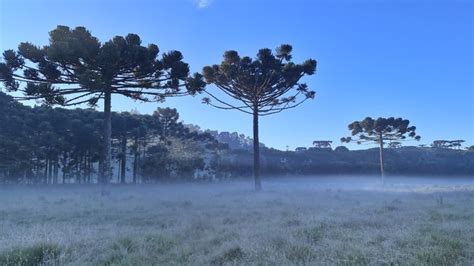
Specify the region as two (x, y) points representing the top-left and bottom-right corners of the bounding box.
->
(334, 146), (349, 152)
(0, 25), (204, 105)
(341, 117), (420, 144)
(313, 140), (333, 149)
(432, 140), (465, 150)
(201, 44), (316, 116)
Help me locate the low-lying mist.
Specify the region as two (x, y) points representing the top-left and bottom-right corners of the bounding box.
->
(0, 175), (473, 265)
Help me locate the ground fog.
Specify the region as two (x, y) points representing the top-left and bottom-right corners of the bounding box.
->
(0, 176), (473, 265)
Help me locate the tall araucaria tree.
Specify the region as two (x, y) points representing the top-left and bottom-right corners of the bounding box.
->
(341, 117), (420, 183)
(0, 25), (204, 185)
(201, 44), (317, 190)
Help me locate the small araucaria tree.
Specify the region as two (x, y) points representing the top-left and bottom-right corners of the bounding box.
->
(201, 44), (317, 190)
(341, 117), (420, 183)
(0, 25), (204, 185)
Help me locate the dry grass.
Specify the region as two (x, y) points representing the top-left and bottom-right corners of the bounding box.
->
(0, 176), (473, 265)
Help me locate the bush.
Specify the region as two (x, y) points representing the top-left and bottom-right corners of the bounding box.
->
(0, 242), (61, 266)
(211, 246), (245, 265)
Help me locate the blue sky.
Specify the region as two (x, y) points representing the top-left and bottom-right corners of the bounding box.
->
(0, 0), (472, 150)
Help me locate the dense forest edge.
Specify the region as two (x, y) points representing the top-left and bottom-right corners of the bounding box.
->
(0, 91), (472, 184)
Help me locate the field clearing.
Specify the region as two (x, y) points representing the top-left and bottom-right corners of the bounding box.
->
(0, 176), (473, 265)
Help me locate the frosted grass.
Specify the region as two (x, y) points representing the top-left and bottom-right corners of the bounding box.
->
(0, 176), (473, 265)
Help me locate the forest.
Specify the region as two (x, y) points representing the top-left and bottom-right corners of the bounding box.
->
(1, 91), (472, 184)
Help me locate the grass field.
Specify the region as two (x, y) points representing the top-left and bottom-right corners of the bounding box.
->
(0, 176), (473, 265)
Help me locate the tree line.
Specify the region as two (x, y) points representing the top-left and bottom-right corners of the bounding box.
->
(0, 92), (216, 184)
(0, 91), (472, 184)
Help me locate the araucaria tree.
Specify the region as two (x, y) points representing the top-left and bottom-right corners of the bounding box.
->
(0, 25), (204, 184)
(341, 117), (420, 183)
(201, 44), (317, 190)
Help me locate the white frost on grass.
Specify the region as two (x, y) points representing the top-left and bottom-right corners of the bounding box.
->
(0, 176), (473, 265)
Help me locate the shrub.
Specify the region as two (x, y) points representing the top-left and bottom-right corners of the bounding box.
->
(211, 246), (245, 265)
(0, 242), (61, 266)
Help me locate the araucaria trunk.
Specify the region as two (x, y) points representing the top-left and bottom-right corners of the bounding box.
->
(253, 109), (262, 191)
(120, 135), (127, 184)
(103, 90), (112, 185)
(378, 132), (385, 184)
(133, 136), (139, 184)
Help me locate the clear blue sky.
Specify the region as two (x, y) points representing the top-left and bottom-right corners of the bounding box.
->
(1, 0), (473, 150)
